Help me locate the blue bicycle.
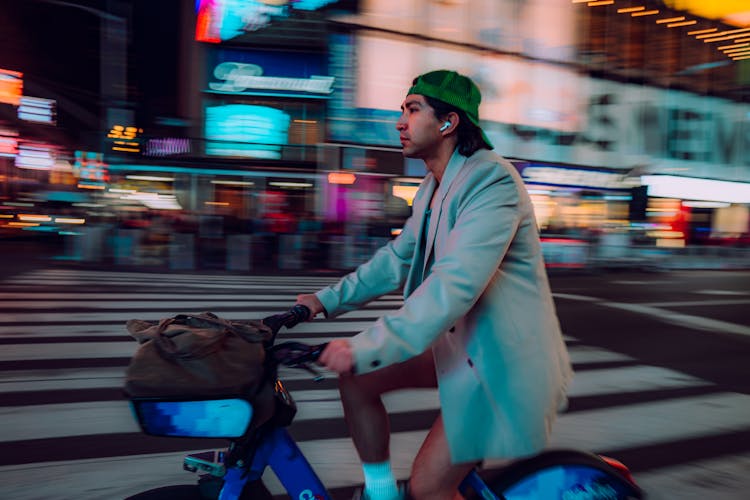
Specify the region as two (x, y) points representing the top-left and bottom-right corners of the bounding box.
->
(125, 306), (644, 499)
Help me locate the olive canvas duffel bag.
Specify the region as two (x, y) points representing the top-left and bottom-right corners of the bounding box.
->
(123, 312), (273, 401)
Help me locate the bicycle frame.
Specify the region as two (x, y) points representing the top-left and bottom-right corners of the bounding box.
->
(234, 426), (331, 500)
(202, 425), (499, 500)
(188, 428), (641, 500)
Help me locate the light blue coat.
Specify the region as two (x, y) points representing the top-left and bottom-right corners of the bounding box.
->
(316, 148), (573, 463)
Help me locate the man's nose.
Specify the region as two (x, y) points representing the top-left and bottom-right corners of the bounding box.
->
(396, 116), (406, 130)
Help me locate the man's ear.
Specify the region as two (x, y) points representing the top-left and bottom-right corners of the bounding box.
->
(442, 111), (459, 132)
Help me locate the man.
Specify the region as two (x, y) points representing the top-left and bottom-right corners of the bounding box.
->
(296, 70), (573, 500)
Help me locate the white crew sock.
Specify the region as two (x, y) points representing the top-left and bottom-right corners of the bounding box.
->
(362, 460), (400, 500)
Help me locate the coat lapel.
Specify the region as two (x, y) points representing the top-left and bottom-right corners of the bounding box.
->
(404, 175), (437, 296)
(422, 149), (467, 277)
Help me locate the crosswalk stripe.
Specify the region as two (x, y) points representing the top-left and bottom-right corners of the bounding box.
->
(0, 321), (382, 338)
(0, 341), (631, 363)
(0, 308), (401, 324)
(631, 452), (750, 499)
(0, 293), (402, 300)
(4, 269), (342, 282)
(4, 391), (749, 452)
(551, 392), (750, 451)
(2, 268), (749, 499)
(0, 364), (710, 396)
(0, 370), (731, 444)
(2, 431), (749, 499)
(0, 299), (405, 310)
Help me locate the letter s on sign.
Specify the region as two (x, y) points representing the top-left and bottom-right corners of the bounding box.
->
(209, 62), (263, 92)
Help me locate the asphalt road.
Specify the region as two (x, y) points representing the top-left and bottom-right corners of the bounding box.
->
(0, 266), (748, 499)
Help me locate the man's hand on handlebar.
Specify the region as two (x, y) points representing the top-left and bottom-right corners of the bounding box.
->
(319, 339), (354, 375)
(295, 294), (325, 319)
(290, 298), (352, 374)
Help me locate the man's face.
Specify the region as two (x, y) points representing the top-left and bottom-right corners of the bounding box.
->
(396, 94), (442, 159)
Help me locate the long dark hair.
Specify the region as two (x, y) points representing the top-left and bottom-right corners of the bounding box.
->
(424, 96), (489, 157)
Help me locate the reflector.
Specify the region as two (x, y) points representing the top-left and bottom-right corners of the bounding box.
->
(131, 399), (253, 438)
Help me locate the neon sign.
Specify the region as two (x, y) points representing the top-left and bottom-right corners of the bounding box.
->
(0, 128), (18, 158)
(15, 144), (55, 170)
(520, 165), (635, 190)
(209, 62), (334, 95)
(18, 97), (57, 125)
(74, 151), (109, 188)
(107, 125), (143, 153)
(195, 0), (343, 43)
(205, 104), (290, 159)
(0, 69), (23, 106)
(144, 138), (191, 156)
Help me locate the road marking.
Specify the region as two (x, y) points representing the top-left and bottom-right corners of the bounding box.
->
(566, 365), (712, 396)
(551, 392), (750, 451)
(2, 362), (706, 397)
(0, 370), (734, 443)
(646, 299), (750, 308)
(695, 289), (750, 296)
(0, 299), (405, 310)
(553, 294), (750, 338)
(0, 320), (382, 338)
(610, 280), (674, 285)
(603, 302), (750, 337)
(635, 452), (750, 500)
(3, 425), (750, 499)
(2, 268), (749, 499)
(553, 293), (601, 302)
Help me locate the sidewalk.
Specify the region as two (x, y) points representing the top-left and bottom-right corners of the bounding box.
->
(2, 236), (749, 280)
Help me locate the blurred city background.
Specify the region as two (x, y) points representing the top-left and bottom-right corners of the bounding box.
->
(1, 0), (749, 275)
(1, 3), (750, 499)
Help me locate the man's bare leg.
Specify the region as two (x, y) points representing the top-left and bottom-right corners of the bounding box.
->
(410, 414), (478, 500)
(337, 349), (438, 494)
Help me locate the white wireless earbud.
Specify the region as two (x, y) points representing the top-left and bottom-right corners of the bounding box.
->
(439, 121), (451, 132)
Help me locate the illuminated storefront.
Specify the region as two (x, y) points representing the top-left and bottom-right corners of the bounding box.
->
(202, 47), (330, 164)
(510, 161), (637, 234)
(641, 175), (750, 246)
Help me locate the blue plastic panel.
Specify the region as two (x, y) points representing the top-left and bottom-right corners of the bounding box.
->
(132, 399), (253, 438)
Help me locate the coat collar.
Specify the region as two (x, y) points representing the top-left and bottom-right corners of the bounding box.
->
(434, 148), (468, 202)
(421, 148), (467, 275)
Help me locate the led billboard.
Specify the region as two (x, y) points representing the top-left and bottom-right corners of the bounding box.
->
(205, 104), (291, 159)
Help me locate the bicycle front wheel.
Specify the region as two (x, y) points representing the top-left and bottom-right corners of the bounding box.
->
(124, 478), (273, 500)
(124, 485), (203, 500)
(474, 450), (643, 499)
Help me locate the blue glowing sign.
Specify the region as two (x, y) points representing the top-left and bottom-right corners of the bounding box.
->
(206, 49), (332, 98)
(205, 104), (290, 159)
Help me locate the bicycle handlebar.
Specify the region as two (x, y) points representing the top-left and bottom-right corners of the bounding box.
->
(262, 305), (327, 381)
(262, 304), (311, 337)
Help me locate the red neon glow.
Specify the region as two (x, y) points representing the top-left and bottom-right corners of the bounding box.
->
(195, 0), (221, 43)
(0, 69), (23, 106)
(0, 137), (18, 156)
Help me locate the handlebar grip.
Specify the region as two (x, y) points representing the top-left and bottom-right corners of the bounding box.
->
(284, 304), (311, 328)
(262, 305), (311, 337)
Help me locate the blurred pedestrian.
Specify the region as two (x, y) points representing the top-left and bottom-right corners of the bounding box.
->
(296, 70), (572, 500)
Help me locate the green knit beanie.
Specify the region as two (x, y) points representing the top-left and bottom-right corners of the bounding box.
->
(408, 69), (493, 149)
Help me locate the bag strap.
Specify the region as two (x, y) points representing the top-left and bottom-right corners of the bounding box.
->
(152, 315), (224, 360)
(152, 313), (268, 360)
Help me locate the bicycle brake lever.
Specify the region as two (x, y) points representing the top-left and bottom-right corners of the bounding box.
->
(296, 362), (325, 382)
